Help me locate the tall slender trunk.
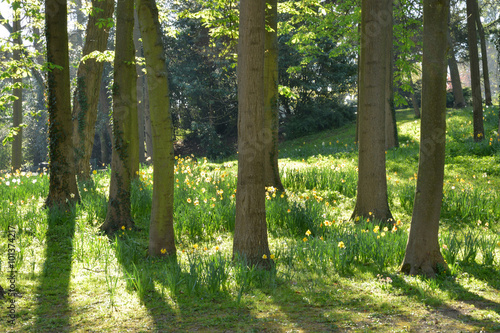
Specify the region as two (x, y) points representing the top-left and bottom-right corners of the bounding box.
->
(11, 8), (22, 171)
(136, 0), (176, 257)
(101, 0), (137, 233)
(447, 27), (466, 108)
(233, 0), (272, 269)
(473, 0), (492, 106)
(45, 0), (80, 208)
(352, 0), (393, 222)
(134, 10), (146, 165)
(72, 0), (114, 181)
(466, 0), (484, 142)
(409, 75), (421, 118)
(263, 0), (284, 191)
(401, 0), (449, 277)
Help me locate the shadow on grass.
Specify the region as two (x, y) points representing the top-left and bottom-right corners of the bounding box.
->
(112, 237), (256, 332)
(33, 206), (77, 332)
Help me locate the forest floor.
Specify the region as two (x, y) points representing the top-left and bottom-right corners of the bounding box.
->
(1, 107), (499, 332)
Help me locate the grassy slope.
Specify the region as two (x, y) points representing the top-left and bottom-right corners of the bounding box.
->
(0, 107), (499, 332)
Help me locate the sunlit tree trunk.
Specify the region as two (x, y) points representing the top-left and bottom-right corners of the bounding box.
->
(352, 0), (393, 222)
(263, 0), (284, 191)
(11, 6), (22, 171)
(136, 0), (176, 257)
(45, 0), (80, 208)
(134, 9), (147, 165)
(466, 0), (484, 142)
(233, 0), (272, 269)
(101, 0), (137, 233)
(401, 0), (449, 277)
(72, 0), (114, 181)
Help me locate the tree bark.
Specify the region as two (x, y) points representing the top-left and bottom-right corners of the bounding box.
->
(400, 0), (449, 278)
(409, 75), (421, 118)
(101, 0), (137, 233)
(72, 0), (114, 181)
(352, 0), (393, 222)
(11, 7), (22, 171)
(473, 0), (492, 106)
(263, 0), (284, 191)
(136, 0), (176, 257)
(233, 0), (272, 269)
(45, 0), (80, 208)
(466, 0), (485, 142)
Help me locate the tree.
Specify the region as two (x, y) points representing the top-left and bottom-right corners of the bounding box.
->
(233, 0), (272, 268)
(447, 27), (466, 108)
(45, 0), (80, 207)
(101, 0), (137, 233)
(473, 0), (492, 106)
(11, 2), (22, 171)
(466, 0), (485, 142)
(400, 0), (449, 277)
(72, 0), (114, 181)
(135, 0), (176, 257)
(351, 0), (393, 223)
(263, 0), (283, 191)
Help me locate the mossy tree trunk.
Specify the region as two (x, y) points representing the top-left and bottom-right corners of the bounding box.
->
(263, 0), (284, 191)
(233, 0), (272, 269)
(11, 5), (22, 171)
(101, 0), (137, 233)
(352, 0), (393, 223)
(72, 0), (114, 181)
(400, 0), (449, 278)
(384, 0), (398, 151)
(466, 0), (485, 142)
(136, 0), (176, 257)
(45, 0), (80, 208)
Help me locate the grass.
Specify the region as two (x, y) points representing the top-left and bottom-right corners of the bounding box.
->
(1, 106), (499, 332)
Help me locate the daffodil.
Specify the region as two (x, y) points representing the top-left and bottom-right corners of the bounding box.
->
(262, 254), (267, 259)
(338, 241), (345, 249)
(161, 248), (166, 254)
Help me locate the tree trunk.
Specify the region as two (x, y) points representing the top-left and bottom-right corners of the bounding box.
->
(136, 0), (176, 257)
(473, 0), (492, 106)
(447, 26), (466, 108)
(233, 0), (272, 269)
(72, 0), (114, 181)
(263, 0), (284, 191)
(352, 0), (393, 223)
(384, 0), (398, 150)
(466, 0), (484, 142)
(400, 0), (449, 278)
(11, 8), (22, 171)
(101, 0), (137, 233)
(144, 84), (153, 162)
(45, 0), (80, 208)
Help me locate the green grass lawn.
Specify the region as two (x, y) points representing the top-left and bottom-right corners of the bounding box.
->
(1, 106), (499, 332)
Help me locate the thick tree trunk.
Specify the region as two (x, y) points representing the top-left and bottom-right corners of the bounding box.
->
(466, 0), (485, 142)
(263, 0), (284, 191)
(101, 0), (137, 233)
(352, 0), (393, 222)
(45, 0), (80, 208)
(400, 0), (449, 278)
(136, 0), (176, 257)
(72, 0), (114, 181)
(447, 29), (466, 108)
(473, 0), (492, 106)
(12, 10), (22, 171)
(233, 0), (272, 269)
(384, 0), (398, 150)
